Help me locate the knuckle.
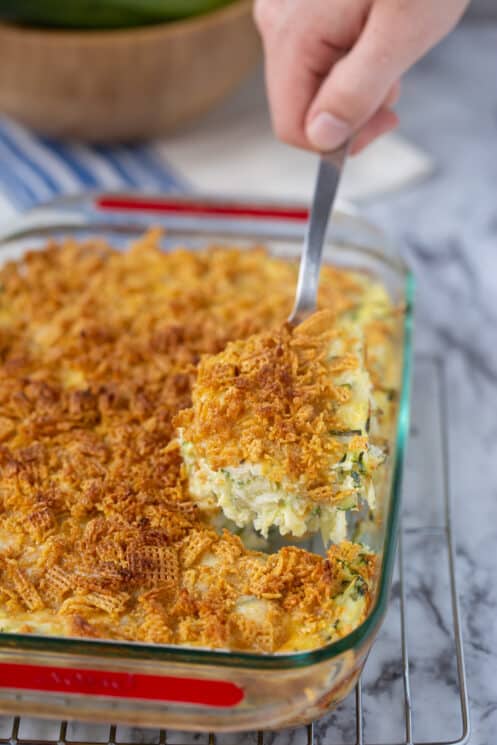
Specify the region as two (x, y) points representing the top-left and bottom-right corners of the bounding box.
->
(295, 28), (323, 64)
(326, 75), (374, 125)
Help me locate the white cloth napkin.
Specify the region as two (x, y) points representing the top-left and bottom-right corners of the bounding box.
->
(157, 68), (433, 203)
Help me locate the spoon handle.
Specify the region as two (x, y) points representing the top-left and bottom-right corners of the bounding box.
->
(289, 142), (349, 324)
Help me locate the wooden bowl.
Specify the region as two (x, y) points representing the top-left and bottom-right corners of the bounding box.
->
(0, 0), (260, 142)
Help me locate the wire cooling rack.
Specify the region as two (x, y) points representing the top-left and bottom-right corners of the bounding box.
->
(0, 357), (470, 745)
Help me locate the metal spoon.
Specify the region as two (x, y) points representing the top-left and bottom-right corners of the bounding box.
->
(289, 142), (349, 324)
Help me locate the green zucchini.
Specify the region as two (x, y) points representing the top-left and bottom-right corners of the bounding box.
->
(0, 0), (237, 29)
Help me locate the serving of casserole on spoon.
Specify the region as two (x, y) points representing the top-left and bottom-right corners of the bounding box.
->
(176, 307), (386, 543)
(176, 147), (391, 544)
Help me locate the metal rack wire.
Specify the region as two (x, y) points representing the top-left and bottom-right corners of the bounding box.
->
(0, 357), (470, 745)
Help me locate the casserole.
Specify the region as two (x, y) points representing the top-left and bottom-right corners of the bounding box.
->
(0, 193), (413, 731)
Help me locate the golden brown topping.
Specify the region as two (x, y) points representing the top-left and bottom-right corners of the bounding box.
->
(83, 590), (129, 616)
(0, 233), (390, 652)
(177, 310), (364, 501)
(126, 545), (179, 589)
(3, 560), (44, 611)
(40, 566), (73, 605)
(179, 529), (215, 568)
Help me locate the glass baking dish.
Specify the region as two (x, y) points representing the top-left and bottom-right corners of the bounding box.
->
(0, 192), (413, 732)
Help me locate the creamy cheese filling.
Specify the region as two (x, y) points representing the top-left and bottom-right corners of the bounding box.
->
(179, 326), (384, 544)
(179, 439), (348, 542)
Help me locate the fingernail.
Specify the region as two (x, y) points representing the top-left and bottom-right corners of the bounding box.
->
(306, 112), (350, 151)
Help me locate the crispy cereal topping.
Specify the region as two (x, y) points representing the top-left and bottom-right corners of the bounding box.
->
(177, 310), (369, 503)
(0, 232), (389, 651)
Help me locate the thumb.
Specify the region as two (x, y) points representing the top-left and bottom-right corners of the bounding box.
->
(305, 2), (425, 151)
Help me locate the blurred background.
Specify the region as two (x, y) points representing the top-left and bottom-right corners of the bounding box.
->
(471, 0), (497, 15)
(0, 0), (493, 211)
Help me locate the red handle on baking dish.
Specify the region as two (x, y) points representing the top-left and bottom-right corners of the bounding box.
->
(0, 663), (243, 707)
(95, 194), (309, 222)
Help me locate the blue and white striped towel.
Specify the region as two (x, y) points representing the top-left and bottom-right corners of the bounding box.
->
(0, 89), (434, 221)
(0, 116), (186, 214)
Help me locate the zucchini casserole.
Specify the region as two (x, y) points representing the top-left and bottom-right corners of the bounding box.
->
(0, 231), (398, 653)
(178, 310), (384, 543)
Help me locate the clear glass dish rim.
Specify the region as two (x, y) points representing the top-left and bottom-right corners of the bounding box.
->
(0, 193), (414, 671)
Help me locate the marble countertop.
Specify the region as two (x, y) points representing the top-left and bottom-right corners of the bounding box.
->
(361, 22), (497, 745)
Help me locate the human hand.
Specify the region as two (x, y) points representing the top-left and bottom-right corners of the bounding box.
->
(254, 0), (469, 154)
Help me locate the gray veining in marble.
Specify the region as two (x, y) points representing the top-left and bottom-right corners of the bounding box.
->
(361, 21), (497, 745)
